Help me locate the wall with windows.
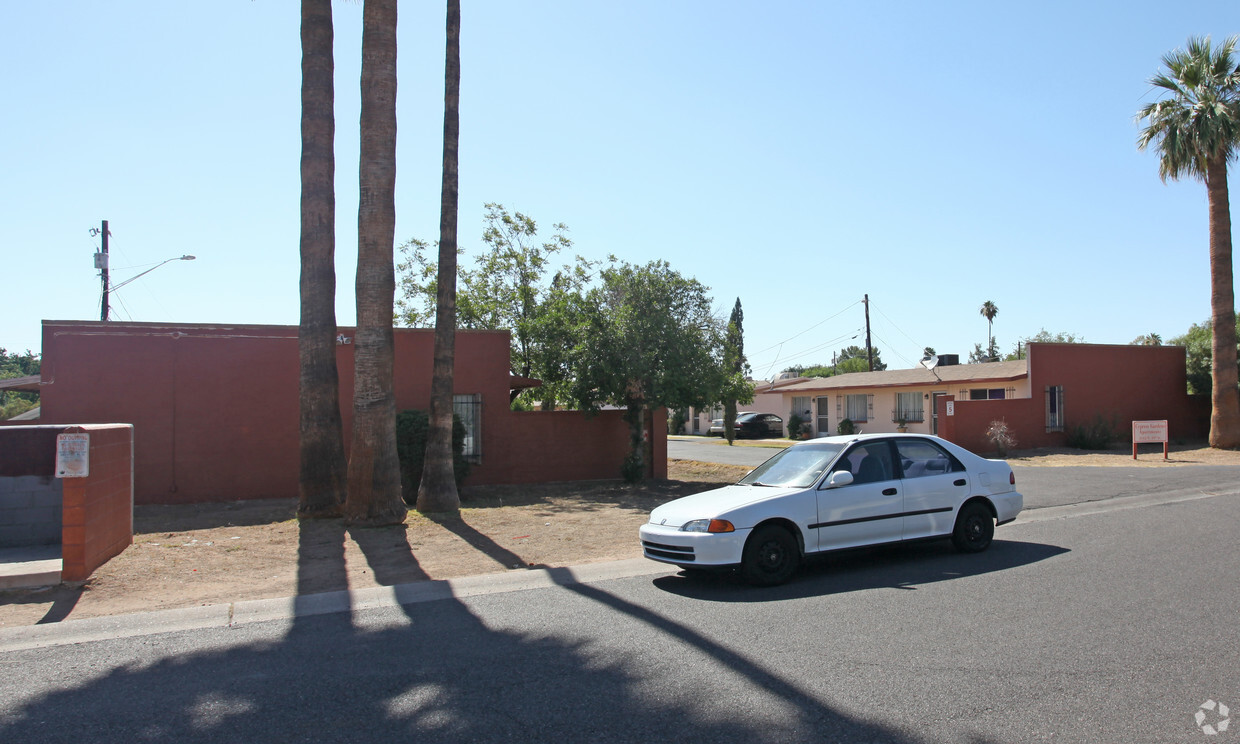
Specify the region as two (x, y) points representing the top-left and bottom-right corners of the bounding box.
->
(937, 343), (1209, 453)
(38, 321), (660, 505)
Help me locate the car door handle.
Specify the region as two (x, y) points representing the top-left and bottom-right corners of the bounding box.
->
(954, 479), (966, 487)
(883, 488), (897, 496)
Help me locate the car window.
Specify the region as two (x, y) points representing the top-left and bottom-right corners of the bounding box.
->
(834, 442), (896, 484)
(740, 443), (843, 488)
(894, 439), (963, 478)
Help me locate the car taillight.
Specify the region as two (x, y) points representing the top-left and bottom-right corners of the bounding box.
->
(1010, 471), (1015, 485)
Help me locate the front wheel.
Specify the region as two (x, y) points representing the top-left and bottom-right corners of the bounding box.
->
(740, 525), (801, 586)
(952, 502), (995, 553)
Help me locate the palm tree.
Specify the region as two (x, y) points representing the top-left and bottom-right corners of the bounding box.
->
(417, 0), (463, 513)
(345, 0), (406, 526)
(979, 301), (999, 362)
(1137, 36), (1240, 448)
(297, 0), (346, 518)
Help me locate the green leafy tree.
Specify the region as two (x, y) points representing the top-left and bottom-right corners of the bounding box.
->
(565, 260), (727, 481)
(396, 204), (581, 409)
(1137, 35), (1240, 448)
(969, 339), (1000, 364)
(836, 345), (885, 373)
(0, 348), (40, 420)
(1131, 333), (1163, 346)
(1003, 329), (1084, 360)
(922, 347), (936, 360)
(1171, 314), (1240, 395)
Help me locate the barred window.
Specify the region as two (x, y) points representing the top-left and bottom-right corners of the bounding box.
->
(1045, 385), (1064, 432)
(846, 394), (869, 422)
(894, 392), (923, 422)
(453, 393), (482, 462)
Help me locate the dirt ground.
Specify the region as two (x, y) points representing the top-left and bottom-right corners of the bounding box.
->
(2, 444), (1238, 628)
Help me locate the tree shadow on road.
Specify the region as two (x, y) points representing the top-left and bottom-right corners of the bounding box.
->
(0, 518), (1011, 743)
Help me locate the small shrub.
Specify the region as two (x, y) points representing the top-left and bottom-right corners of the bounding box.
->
(395, 409), (471, 505)
(668, 408), (688, 435)
(1066, 415), (1118, 450)
(786, 413), (804, 440)
(837, 418), (856, 435)
(985, 419), (1017, 457)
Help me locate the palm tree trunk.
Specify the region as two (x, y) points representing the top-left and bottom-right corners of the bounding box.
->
(417, 0), (463, 513)
(297, 0), (346, 518)
(1206, 156), (1240, 448)
(345, 0), (406, 526)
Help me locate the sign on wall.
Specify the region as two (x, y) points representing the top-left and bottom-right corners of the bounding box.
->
(56, 433), (90, 478)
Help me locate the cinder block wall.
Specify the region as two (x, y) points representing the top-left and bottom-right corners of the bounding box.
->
(0, 424), (133, 581)
(0, 475), (63, 548)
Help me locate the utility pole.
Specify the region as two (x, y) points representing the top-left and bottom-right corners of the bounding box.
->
(864, 293), (873, 372)
(95, 220), (111, 321)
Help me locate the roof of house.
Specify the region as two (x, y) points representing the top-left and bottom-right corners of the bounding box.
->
(0, 375), (40, 392)
(773, 359), (1029, 393)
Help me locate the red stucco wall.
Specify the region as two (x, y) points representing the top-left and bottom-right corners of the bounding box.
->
(38, 321), (663, 504)
(938, 343), (1209, 455)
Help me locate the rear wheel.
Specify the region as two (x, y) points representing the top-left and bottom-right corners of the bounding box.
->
(740, 525), (800, 586)
(952, 502), (994, 553)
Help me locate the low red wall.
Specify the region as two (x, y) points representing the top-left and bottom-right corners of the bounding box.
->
(939, 343), (1210, 455)
(60, 425), (134, 581)
(38, 321), (657, 504)
(0, 424), (133, 581)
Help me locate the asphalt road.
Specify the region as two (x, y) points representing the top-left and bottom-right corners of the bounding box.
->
(2, 471), (1238, 742)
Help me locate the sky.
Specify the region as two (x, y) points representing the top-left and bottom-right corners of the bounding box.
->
(4, 1), (1239, 380)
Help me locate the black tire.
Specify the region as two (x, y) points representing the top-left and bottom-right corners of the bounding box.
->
(952, 501), (995, 553)
(740, 525), (801, 586)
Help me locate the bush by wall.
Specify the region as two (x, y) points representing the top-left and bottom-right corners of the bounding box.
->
(1066, 414), (1119, 451)
(395, 409), (470, 505)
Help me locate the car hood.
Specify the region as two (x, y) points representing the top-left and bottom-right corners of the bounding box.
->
(648, 484), (800, 528)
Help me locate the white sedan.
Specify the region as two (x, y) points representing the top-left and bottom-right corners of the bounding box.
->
(641, 433), (1023, 585)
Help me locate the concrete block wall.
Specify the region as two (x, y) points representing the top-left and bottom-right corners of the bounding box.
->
(0, 424), (133, 582)
(0, 475), (63, 547)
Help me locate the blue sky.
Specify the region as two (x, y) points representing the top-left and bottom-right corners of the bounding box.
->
(3, 1), (1238, 378)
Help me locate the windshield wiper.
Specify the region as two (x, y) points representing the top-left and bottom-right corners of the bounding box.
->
(750, 481), (779, 487)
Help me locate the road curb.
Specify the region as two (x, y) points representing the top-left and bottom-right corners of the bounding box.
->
(0, 558), (676, 653)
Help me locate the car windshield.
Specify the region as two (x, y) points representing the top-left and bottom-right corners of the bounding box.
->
(738, 443), (844, 488)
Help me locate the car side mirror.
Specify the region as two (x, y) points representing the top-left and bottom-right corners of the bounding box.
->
(823, 470), (854, 489)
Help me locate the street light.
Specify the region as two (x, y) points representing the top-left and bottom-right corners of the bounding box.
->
(102, 255), (196, 321)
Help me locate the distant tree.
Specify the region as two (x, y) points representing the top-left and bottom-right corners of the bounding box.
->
(836, 345), (885, 373)
(721, 298), (750, 445)
(922, 347), (936, 360)
(1131, 333), (1163, 346)
(1171, 314), (1240, 395)
(1137, 35), (1240, 448)
(969, 340), (1000, 364)
(565, 260), (727, 481)
(979, 301), (999, 361)
(0, 348), (40, 419)
(1002, 329), (1085, 361)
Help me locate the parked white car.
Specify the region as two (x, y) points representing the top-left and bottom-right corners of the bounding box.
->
(640, 433), (1023, 585)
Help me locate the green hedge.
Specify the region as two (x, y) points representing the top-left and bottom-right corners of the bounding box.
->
(395, 409), (471, 505)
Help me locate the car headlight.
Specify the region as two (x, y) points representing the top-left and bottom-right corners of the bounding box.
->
(680, 519), (736, 533)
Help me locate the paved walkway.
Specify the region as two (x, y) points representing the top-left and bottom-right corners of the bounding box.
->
(0, 546), (61, 590)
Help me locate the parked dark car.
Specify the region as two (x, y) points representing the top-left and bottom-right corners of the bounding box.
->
(711, 412), (784, 439)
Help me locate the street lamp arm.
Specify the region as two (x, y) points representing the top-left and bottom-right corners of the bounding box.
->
(108, 255), (196, 293)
